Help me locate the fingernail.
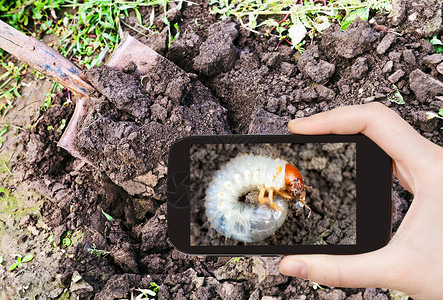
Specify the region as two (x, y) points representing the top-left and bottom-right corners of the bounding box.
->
(288, 118), (307, 132)
(288, 118), (305, 127)
(279, 260), (308, 279)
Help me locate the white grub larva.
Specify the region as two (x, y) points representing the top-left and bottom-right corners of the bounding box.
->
(205, 154), (308, 243)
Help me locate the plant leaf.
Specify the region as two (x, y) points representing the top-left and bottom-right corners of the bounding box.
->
(22, 254), (34, 263)
(101, 208), (113, 221)
(341, 8), (369, 31)
(9, 262), (19, 271)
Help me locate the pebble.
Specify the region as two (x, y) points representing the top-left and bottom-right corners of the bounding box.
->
(388, 69), (405, 83)
(409, 69), (443, 103)
(423, 53), (443, 65)
(388, 51), (402, 62)
(317, 289), (346, 300)
(216, 282), (244, 300)
(351, 57), (369, 79)
(437, 62), (443, 74)
(377, 33), (397, 55)
(402, 49), (416, 65)
(363, 288), (388, 300)
(382, 60), (394, 73)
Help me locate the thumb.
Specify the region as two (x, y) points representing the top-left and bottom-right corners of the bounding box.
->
(279, 246), (400, 289)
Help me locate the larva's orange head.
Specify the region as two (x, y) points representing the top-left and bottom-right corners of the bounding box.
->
(284, 164), (306, 201)
(284, 164), (303, 185)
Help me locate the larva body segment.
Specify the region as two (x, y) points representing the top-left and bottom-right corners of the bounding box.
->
(205, 154), (291, 243)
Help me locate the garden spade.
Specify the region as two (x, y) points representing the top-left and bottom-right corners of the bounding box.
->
(0, 20), (162, 163)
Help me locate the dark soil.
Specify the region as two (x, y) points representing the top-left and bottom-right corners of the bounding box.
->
(2, 0), (443, 299)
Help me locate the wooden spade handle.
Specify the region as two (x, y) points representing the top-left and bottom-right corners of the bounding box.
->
(0, 20), (95, 96)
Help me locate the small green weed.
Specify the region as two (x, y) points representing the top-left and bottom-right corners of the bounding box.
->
(0, 61), (27, 115)
(210, 0), (392, 48)
(101, 208), (114, 221)
(87, 243), (110, 258)
(428, 36), (443, 54)
(312, 281), (326, 290)
(41, 82), (63, 111)
(387, 84), (405, 105)
(132, 282), (160, 300)
(225, 256), (242, 265)
(426, 108), (443, 130)
(9, 253), (34, 271)
(62, 230), (72, 247)
(0, 124), (9, 148)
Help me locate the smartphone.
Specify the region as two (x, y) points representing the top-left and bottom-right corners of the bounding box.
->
(167, 134), (392, 255)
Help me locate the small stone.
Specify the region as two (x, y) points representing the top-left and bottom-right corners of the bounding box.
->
(409, 69), (443, 103)
(351, 57), (369, 79)
(70, 271), (94, 295)
(423, 54), (443, 65)
(48, 287), (64, 299)
(315, 85), (336, 101)
(18, 234), (28, 243)
(388, 51), (402, 62)
(111, 242), (139, 273)
(302, 60), (335, 83)
(363, 288), (388, 300)
(377, 33), (397, 54)
(339, 84), (351, 94)
(375, 92), (386, 99)
(437, 62), (443, 74)
(346, 292), (364, 300)
(402, 49), (416, 65)
(123, 62), (137, 74)
(388, 289), (410, 300)
(383, 60), (394, 73)
(19, 215), (31, 227)
(297, 46), (335, 83)
(388, 69), (405, 83)
(252, 257), (288, 287)
(317, 289), (346, 300)
(280, 62), (297, 77)
(216, 282), (244, 300)
(419, 39), (435, 54)
(27, 225), (39, 236)
(363, 96), (375, 103)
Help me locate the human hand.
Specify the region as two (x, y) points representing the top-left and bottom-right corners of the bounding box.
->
(280, 102), (443, 300)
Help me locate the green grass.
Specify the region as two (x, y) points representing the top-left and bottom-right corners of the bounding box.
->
(426, 108), (443, 130)
(87, 243), (110, 258)
(210, 0), (392, 49)
(0, 0), (180, 115)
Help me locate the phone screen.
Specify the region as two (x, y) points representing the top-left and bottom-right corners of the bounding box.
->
(168, 134), (391, 255)
(190, 143), (356, 246)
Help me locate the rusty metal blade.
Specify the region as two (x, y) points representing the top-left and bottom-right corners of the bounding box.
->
(106, 34), (159, 77)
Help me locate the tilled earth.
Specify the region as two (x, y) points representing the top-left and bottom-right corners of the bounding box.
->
(1, 0), (442, 299)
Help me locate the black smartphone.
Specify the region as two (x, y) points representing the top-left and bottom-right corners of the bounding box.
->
(167, 134), (392, 255)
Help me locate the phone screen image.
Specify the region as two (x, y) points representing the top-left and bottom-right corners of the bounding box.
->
(189, 142), (356, 247)
(168, 134), (391, 255)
